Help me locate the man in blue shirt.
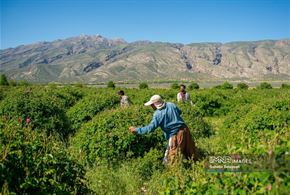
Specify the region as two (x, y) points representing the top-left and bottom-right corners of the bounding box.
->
(129, 95), (198, 163)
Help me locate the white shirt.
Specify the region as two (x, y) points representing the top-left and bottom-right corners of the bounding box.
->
(120, 95), (131, 107)
(177, 92), (191, 102)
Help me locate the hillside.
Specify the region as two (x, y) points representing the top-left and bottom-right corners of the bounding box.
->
(1, 35), (289, 83)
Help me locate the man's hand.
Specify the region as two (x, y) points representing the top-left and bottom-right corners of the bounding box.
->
(129, 126), (137, 133)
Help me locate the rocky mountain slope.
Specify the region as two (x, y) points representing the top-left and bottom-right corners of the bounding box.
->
(1, 35), (289, 83)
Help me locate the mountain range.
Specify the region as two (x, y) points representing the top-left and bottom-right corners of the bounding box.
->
(1, 35), (289, 83)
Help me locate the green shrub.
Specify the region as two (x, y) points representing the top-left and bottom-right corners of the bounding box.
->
(0, 86), (11, 101)
(240, 100), (289, 132)
(1, 85), (289, 194)
(0, 119), (90, 194)
(0, 74), (9, 86)
(147, 162), (285, 194)
(74, 82), (85, 88)
(45, 86), (84, 110)
(171, 82), (179, 89)
(191, 90), (231, 116)
(124, 88), (175, 105)
(70, 106), (165, 166)
(188, 82), (199, 90)
(178, 104), (213, 138)
(0, 87), (71, 139)
(237, 82), (249, 90)
(107, 81), (115, 89)
(66, 91), (119, 131)
(86, 164), (141, 194)
(18, 80), (30, 86)
(8, 80), (17, 86)
(0, 89), (3, 101)
(139, 82), (149, 89)
(47, 82), (58, 88)
(257, 82), (272, 89)
(221, 98), (290, 154)
(214, 82), (233, 89)
(281, 83), (290, 89)
(86, 149), (164, 194)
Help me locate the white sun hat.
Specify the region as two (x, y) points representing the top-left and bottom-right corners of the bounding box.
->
(144, 95), (164, 106)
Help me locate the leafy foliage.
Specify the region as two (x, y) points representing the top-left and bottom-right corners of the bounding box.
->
(214, 81), (234, 89)
(237, 82), (249, 90)
(191, 90), (232, 116)
(188, 82), (200, 90)
(0, 118), (90, 194)
(171, 82), (179, 89)
(8, 80), (17, 86)
(257, 82), (272, 89)
(70, 106), (165, 166)
(281, 83), (290, 89)
(0, 87), (71, 139)
(18, 80), (30, 86)
(0, 85), (289, 194)
(86, 149), (163, 194)
(139, 82), (149, 89)
(107, 81), (115, 88)
(178, 103), (213, 138)
(0, 74), (9, 86)
(66, 90), (119, 131)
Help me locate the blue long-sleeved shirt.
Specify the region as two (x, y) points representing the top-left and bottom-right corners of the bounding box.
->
(136, 102), (186, 140)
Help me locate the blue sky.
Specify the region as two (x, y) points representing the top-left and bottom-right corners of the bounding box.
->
(1, 0), (289, 49)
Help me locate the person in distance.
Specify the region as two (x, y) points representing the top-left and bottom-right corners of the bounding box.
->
(118, 90), (132, 107)
(177, 84), (191, 102)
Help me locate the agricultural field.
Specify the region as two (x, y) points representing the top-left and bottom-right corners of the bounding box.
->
(0, 84), (289, 194)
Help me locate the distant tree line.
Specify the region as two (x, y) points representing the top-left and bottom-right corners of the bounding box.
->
(0, 74), (29, 86)
(1, 74), (289, 89)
